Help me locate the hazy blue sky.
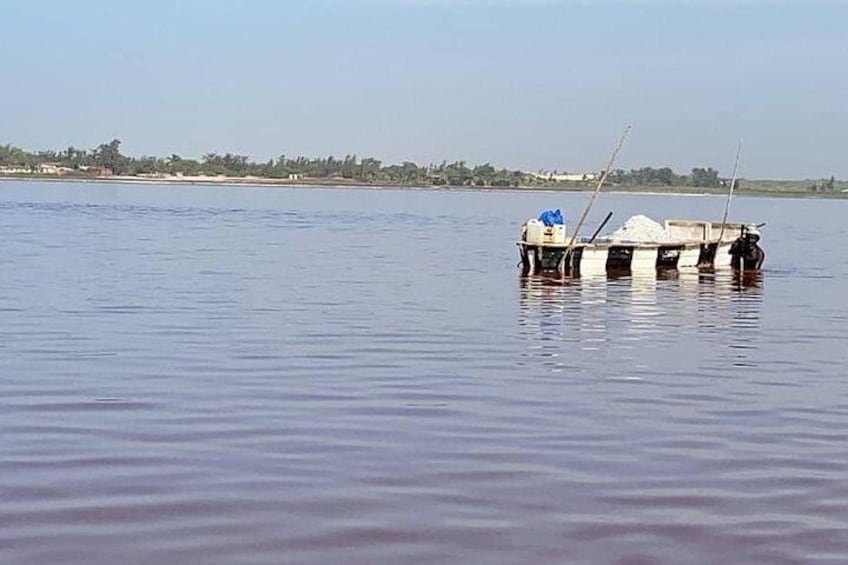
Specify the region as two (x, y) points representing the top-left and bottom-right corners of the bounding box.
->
(2, 0), (846, 178)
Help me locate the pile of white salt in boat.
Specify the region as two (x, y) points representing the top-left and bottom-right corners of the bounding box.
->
(607, 214), (671, 243)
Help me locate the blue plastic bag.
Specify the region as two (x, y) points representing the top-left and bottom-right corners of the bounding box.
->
(538, 209), (564, 226)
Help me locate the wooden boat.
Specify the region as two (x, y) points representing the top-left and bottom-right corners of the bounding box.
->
(517, 219), (765, 277)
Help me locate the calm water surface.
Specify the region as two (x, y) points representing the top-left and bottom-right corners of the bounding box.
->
(1, 181), (847, 564)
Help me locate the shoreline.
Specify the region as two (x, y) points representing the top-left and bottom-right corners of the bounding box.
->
(1, 173), (845, 200)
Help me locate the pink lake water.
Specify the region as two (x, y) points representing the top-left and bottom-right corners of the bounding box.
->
(1, 181), (847, 564)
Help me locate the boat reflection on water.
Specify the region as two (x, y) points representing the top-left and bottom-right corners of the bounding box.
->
(518, 270), (763, 371)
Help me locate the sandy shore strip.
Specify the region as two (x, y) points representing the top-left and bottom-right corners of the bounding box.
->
(1, 172), (844, 199)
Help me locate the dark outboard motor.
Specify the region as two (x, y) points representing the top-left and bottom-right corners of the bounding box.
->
(729, 224), (765, 270)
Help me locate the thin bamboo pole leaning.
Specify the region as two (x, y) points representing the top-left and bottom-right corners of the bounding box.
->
(716, 139), (743, 245)
(561, 125), (632, 275)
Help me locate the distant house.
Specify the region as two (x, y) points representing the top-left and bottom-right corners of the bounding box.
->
(33, 163), (74, 175)
(530, 171), (598, 182)
(0, 166), (32, 175)
(89, 166), (113, 177)
(37, 163), (73, 175)
(288, 173), (302, 180)
(77, 165), (113, 176)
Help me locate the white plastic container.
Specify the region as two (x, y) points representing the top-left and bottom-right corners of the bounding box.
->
(525, 219), (545, 244)
(544, 224), (566, 244)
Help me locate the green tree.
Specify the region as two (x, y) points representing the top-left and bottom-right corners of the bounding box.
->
(341, 155), (357, 179)
(690, 167), (721, 187)
(93, 139), (127, 174)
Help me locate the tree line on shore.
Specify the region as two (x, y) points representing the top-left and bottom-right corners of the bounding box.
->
(1, 140), (528, 186)
(1, 138), (825, 190)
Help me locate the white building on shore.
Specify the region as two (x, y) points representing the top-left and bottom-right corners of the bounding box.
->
(529, 171), (598, 182)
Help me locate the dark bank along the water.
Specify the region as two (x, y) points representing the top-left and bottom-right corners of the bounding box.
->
(1, 181), (847, 565)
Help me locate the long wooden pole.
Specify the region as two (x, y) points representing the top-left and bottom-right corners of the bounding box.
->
(717, 139), (743, 244)
(566, 125), (632, 252)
